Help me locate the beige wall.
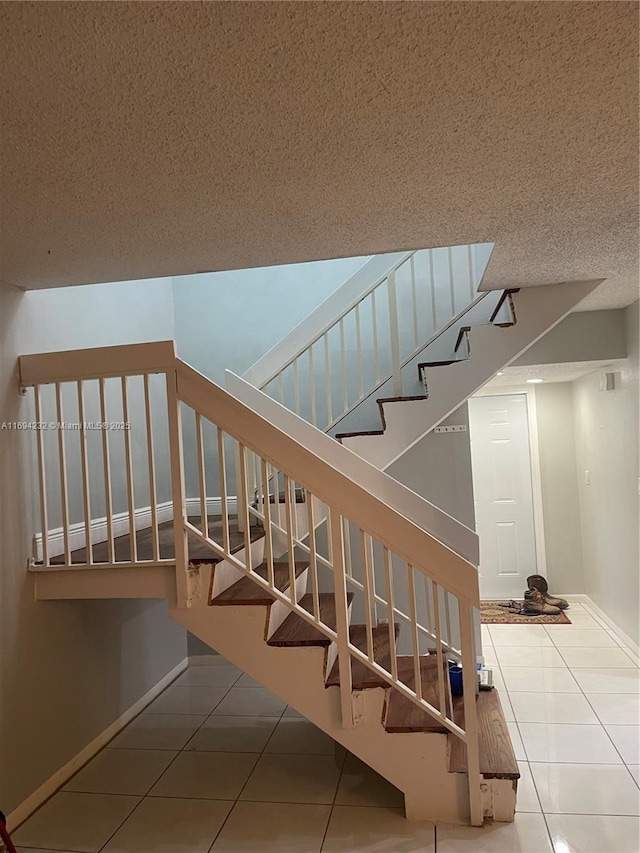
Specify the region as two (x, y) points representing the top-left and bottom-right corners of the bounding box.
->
(534, 383), (585, 593)
(572, 301), (639, 641)
(0, 280), (187, 814)
(387, 404), (475, 529)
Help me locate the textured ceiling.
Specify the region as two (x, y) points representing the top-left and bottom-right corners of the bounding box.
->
(483, 359), (628, 388)
(1, 2), (638, 309)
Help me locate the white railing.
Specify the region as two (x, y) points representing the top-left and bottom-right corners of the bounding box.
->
(243, 244), (492, 432)
(19, 341), (483, 825)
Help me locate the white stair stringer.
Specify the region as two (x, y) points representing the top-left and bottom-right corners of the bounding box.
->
(171, 574), (473, 825)
(341, 279), (602, 469)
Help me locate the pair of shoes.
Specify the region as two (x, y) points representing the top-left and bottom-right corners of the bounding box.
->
(521, 588), (562, 616)
(525, 575), (569, 610)
(497, 596), (557, 617)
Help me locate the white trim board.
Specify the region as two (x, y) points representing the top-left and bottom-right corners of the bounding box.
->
(6, 657), (188, 831)
(34, 497), (238, 560)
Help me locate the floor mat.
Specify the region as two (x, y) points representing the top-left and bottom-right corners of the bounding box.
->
(480, 600), (572, 624)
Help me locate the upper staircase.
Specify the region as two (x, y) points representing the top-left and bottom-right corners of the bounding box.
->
(17, 247), (602, 828)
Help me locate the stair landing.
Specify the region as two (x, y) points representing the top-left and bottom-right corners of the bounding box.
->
(45, 516), (263, 565)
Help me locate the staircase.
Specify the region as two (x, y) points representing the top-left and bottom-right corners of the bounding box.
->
(17, 249), (602, 827)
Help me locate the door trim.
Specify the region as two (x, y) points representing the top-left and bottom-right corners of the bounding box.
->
(470, 386), (548, 583)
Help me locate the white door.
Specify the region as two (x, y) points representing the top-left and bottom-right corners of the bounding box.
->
(468, 394), (538, 600)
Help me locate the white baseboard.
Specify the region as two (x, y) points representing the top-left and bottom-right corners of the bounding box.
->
(574, 595), (640, 656)
(7, 657), (188, 830)
(34, 497), (238, 560)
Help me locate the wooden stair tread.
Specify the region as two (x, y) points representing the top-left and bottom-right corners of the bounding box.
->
(448, 688), (519, 780)
(267, 593), (354, 647)
(325, 623), (401, 688)
(266, 487), (306, 503)
(47, 516), (263, 566)
(385, 655), (457, 733)
(212, 561), (309, 606)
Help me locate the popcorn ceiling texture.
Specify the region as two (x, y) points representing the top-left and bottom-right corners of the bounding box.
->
(0, 2), (637, 310)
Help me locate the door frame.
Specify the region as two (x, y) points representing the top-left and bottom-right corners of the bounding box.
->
(469, 385), (548, 583)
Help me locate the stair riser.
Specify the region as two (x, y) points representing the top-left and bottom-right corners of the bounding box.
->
(264, 569), (310, 639)
(210, 538), (265, 600)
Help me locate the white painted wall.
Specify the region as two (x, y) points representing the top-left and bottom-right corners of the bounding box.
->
(19, 281), (176, 529)
(387, 404), (475, 530)
(572, 301), (639, 641)
(173, 256), (369, 496)
(172, 257), (369, 382)
(0, 279), (187, 815)
(534, 383), (585, 594)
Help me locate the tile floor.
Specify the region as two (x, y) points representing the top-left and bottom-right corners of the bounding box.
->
(11, 601), (640, 852)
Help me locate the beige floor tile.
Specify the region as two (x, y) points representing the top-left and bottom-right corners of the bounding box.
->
(586, 693), (640, 725)
(501, 666), (581, 693)
(240, 753), (341, 804)
(185, 714), (280, 752)
(509, 692), (599, 724)
(519, 722), (622, 764)
(627, 765), (640, 786)
(146, 684), (229, 715)
(322, 805), (434, 852)
(211, 801), (330, 852)
(559, 647), (637, 669)
(515, 762), (542, 813)
(15, 849), (78, 852)
(63, 748), (177, 795)
(545, 813), (640, 852)
(604, 725), (640, 763)
(109, 713), (207, 750)
(572, 668), (640, 694)
(508, 721), (527, 760)
(175, 666), (242, 686)
(234, 672), (263, 687)
(212, 686), (287, 717)
(102, 796), (232, 852)
(531, 762), (640, 815)
(334, 753), (404, 808)
(436, 813), (552, 851)
(12, 792), (140, 853)
(149, 750), (259, 800)
(549, 629), (619, 648)
(496, 647), (567, 668)
(265, 717), (345, 756)
(489, 626), (554, 647)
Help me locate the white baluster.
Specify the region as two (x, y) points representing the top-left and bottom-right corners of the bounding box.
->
(143, 374), (160, 562)
(99, 378), (115, 563)
(76, 380), (93, 564)
(329, 509), (354, 727)
(34, 385), (49, 566)
(407, 563), (423, 701)
(55, 383), (71, 564)
(383, 547), (398, 680)
(121, 377), (137, 562)
(195, 412), (208, 539)
(217, 427), (230, 555)
(387, 271), (402, 396)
